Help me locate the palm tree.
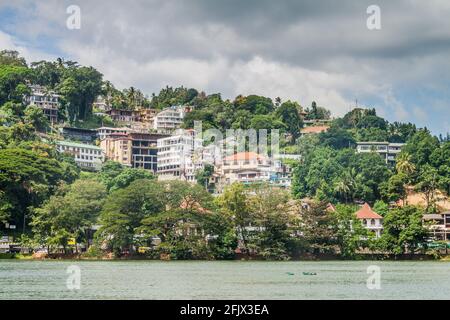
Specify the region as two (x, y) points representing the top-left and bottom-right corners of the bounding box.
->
(395, 152), (416, 205)
(334, 179), (351, 203)
(396, 152), (415, 176)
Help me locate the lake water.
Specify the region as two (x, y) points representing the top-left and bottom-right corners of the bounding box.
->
(0, 260), (449, 299)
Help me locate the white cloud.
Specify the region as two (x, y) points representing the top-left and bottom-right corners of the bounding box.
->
(0, 30), (55, 62)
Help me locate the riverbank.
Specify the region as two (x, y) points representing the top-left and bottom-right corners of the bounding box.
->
(2, 252), (449, 261)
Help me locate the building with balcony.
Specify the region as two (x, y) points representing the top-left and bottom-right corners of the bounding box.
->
(24, 85), (59, 124)
(100, 133), (132, 167)
(100, 132), (168, 172)
(105, 109), (141, 123)
(355, 203), (383, 238)
(157, 129), (203, 182)
(97, 126), (131, 140)
(356, 142), (405, 164)
(423, 212), (450, 241)
(217, 152), (275, 185)
(57, 141), (104, 171)
(153, 106), (188, 134)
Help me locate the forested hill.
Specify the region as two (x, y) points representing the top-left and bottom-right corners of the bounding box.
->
(1, 50), (450, 259)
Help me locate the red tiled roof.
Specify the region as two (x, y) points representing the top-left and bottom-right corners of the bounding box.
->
(223, 152), (267, 161)
(300, 125), (330, 134)
(355, 203), (382, 219)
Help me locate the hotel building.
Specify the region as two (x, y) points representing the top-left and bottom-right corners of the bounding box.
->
(157, 129), (203, 182)
(56, 141), (104, 171)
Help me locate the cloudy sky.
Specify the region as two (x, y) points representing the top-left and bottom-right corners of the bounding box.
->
(0, 0), (449, 134)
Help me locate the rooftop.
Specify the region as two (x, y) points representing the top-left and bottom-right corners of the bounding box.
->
(355, 203), (383, 219)
(223, 152), (267, 162)
(300, 125), (329, 134)
(57, 140), (102, 150)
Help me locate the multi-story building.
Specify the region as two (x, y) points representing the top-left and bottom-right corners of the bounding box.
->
(97, 127), (131, 140)
(24, 85), (59, 124)
(153, 106), (188, 134)
(139, 108), (158, 123)
(100, 132), (167, 173)
(56, 141), (104, 171)
(423, 212), (450, 241)
(100, 133), (132, 167)
(355, 203), (383, 238)
(217, 152), (275, 185)
(130, 132), (167, 173)
(157, 129), (203, 182)
(356, 142), (405, 164)
(105, 109), (141, 123)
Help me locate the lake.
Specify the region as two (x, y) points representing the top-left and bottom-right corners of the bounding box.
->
(0, 260), (449, 299)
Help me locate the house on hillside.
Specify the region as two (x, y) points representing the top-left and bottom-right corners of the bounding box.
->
(356, 142), (404, 165)
(24, 85), (59, 124)
(355, 203), (383, 238)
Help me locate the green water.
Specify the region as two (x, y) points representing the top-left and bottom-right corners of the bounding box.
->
(0, 260), (449, 299)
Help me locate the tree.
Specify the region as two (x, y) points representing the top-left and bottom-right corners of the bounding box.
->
(332, 204), (370, 258)
(380, 173), (408, 203)
(97, 179), (165, 256)
(305, 101), (331, 120)
(318, 126), (356, 149)
(396, 153), (416, 176)
(0, 64), (31, 105)
(430, 140), (450, 195)
(298, 201), (336, 253)
(247, 186), (293, 260)
(217, 183), (253, 254)
(108, 167), (155, 193)
(377, 206), (427, 255)
(233, 95), (274, 115)
(139, 181), (215, 259)
(0, 50), (27, 67)
(415, 165), (440, 214)
(23, 105), (49, 132)
(58, 65), (103, 121)
(31, 179), (107, 252)
(195, 164), (214, 190)
(0, 147), (69, 231)
(275, 101), (304, 140)
(402, 129), (440, 169)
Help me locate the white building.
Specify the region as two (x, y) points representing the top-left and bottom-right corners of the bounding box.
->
(157, 129), (203, 182)
(153, 106), (188, 134)
(355, 203), (383, 238)
(57, 141), (104, 171)
(25, 85), (59, 124)
(92, 96), (110, 112)
(356, 142), (405, 164)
